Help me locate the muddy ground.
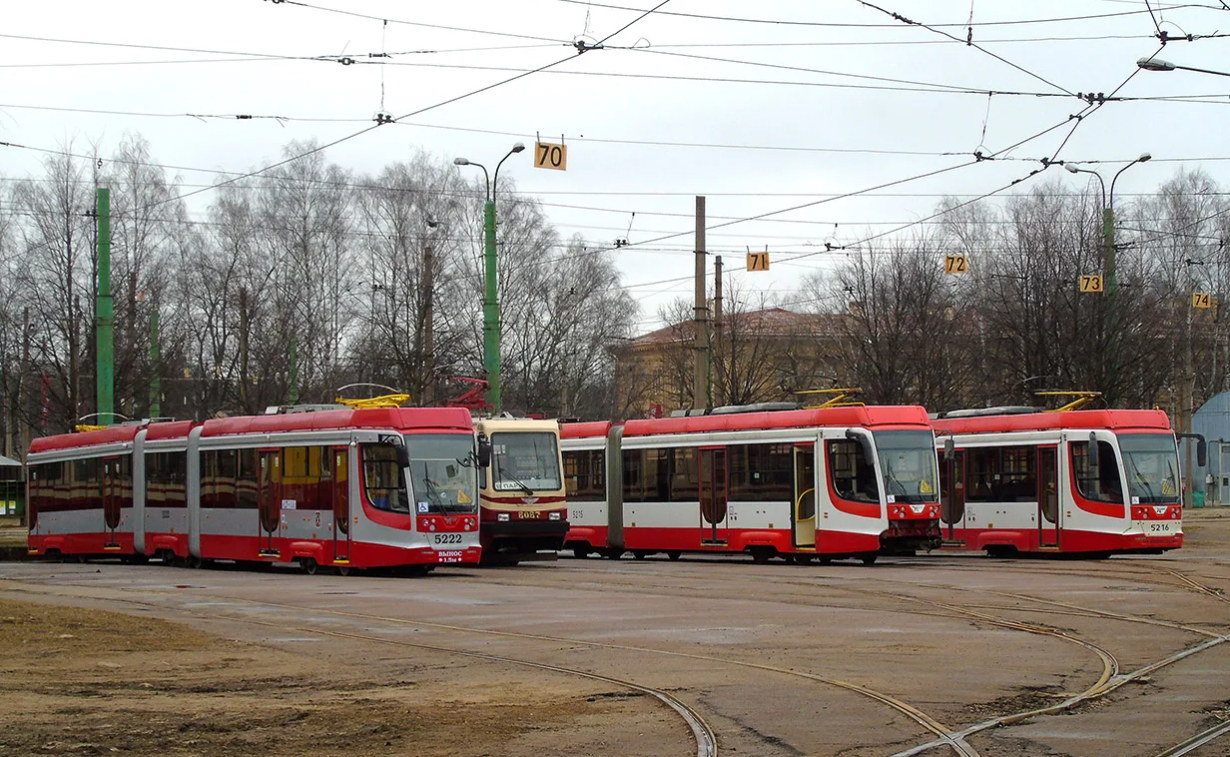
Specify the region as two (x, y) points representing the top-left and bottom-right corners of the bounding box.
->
(1, 510), (1227, 757)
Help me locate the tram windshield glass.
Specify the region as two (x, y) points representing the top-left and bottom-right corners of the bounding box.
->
(874, 430), (940, 503)
(403, 433), (480, 515)
(491, 432), (561, 493)
(1117, 433), (1181, 505)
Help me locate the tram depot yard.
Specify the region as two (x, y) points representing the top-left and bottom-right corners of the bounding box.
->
(0, 510), (1225, 757)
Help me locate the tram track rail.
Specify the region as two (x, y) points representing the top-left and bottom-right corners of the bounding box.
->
(1154, 719), (1230, 757)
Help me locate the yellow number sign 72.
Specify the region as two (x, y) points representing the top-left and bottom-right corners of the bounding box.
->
(943, 255), (968, 274)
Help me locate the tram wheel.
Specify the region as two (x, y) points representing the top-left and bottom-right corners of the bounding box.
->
(860, 554), (878, 566)
(750, 547), (773, 564)
(336, 565), (351, 577)
(793, 554), (813, 565)
(666, 551), (682, 561)
(632, 550), (648, 560)
(818, 557), (833, 566)
(299, 558), (318, 575)
(186, 555), (203, 570)
(573, 545), (591, 559)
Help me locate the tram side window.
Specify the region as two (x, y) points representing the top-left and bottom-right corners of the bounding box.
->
(73, 458), (102, 510)
(1072, 441), (1123, 504)
(998, 447), (1036, 502)
(362, 445), (409, 513)
(827, 440), (878, 503)
(643, 448), (670, 501)
(282, 446), (328, 510)
(236, 449), (259, 509)
(148, 452), (188, 508)
(31, 462), (66, 513)
(670, 447), (698, 502)
(729, 444), (793, 502)
(622, 450), (644, 502)
(965, 449), (996, 502)
(565, 450), (606, 501)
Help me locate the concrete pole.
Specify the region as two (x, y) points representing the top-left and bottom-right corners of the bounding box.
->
(423, 244), (435, 405)
(714, 254), (724, 407)
(693, 196), (710, 411)
(95, 188), (114, 426)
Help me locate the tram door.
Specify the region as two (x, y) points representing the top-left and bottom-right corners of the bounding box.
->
(257, 450), (282, 555)
(1038, 446), (1059, 547)
(699, 447), (728, 544)
(102, 456), (122, 548)
(331, 446), (350, 562)
(940, 452), (966, 540)
(793, 444), (817, 549)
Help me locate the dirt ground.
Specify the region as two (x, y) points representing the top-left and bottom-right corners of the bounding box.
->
(0, 598), (680, 757)
(1, 509), (1228, 757)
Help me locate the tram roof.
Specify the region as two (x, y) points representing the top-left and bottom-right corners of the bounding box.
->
(30, 425), (143, 453)
(201, 408), (474, 437)
(622, 406), (930, 437)
(561, 421), (612, 440)
(29, 408), (474, 453)
(933, 409), (1173, 435)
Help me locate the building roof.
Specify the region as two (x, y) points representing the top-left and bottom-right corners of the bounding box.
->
(625, 307), (844, 348)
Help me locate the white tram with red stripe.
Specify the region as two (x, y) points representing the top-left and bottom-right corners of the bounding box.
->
(561, 406), (942, 564)
(26, 408), (483, 572)
(933, 408), (1191, 556)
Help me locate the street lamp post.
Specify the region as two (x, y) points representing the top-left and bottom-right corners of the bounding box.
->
(1065, 154), (1151, 401)
(454, 143), (525, 414)
(1138, 57), (1230, 78)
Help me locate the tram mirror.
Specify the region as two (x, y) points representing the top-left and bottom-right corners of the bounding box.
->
(477, 435), (492, 468)
(1087, 432), (1100, 470)
(845, 429), (875, 466)
(394, 442), (410, 471)
(1197, 439), (1208, 467)
(943, 438), (955, 461)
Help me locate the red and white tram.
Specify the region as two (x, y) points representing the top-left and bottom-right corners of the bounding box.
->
(562, 406), (942, 564)
(933, 408), (1190, 556)
(26, 407), (483, 572)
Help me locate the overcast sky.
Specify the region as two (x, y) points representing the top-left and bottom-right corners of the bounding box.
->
(4, 0), (1230, 333)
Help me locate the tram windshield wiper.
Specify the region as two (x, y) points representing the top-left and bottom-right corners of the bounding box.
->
(498, 466), (534, 495)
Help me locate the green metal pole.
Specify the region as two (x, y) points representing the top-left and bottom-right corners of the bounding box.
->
(95, 188), (114, 426)
(149, 307), (161, 418)
(482, 199), (502, 413)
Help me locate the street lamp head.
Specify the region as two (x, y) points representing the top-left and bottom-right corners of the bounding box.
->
(1138, 57), (1175, 72)
(453, 157), (471, 166)
(1064, 163), (1081, 174)
(510, 142), (525, 154)
(1137, 152), (1152, 163)
(425, 215), (440, 228)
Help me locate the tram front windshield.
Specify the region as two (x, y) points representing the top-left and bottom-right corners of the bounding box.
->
(491, 432), (561, 493)
(874, 430), (940, 504)
(1117, 433), (1181, 505)
(403, 433), (480, 514)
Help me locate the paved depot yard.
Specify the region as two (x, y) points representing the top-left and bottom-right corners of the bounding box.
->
(1, 511), (1227, 757)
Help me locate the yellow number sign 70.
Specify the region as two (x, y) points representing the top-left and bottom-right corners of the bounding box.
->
(534, 142), (567, 171)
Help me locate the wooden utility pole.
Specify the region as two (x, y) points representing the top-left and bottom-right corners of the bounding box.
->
(714, 255), (724, 407)
(693, 196), (710, 411)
